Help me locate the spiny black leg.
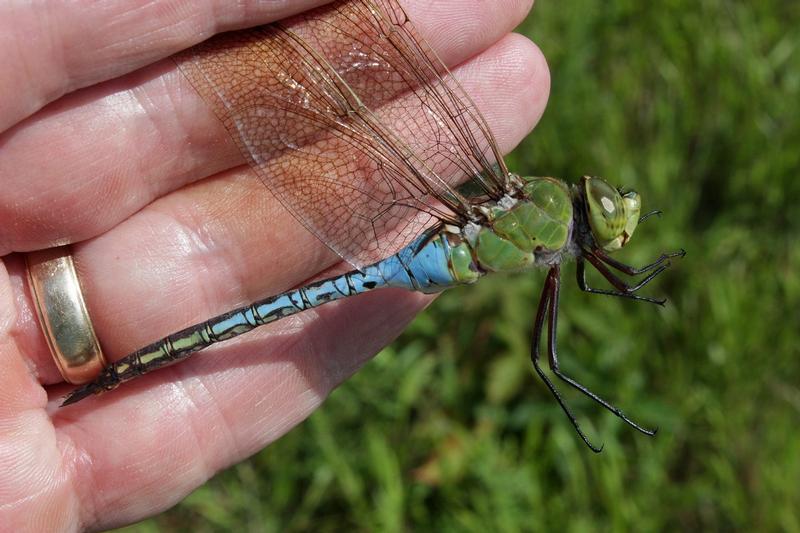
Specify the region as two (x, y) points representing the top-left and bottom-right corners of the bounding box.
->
(547, 266), (657, 436)
(593, 248), (686, 276)
(638, 210), (662, 224)
(579, 257), (666, 295)
(582, 255), (668, 305)
(531, 266), (603, 453)
(587, 254), (669, 293)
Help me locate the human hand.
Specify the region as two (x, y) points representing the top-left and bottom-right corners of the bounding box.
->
(0, 0), (548, 529)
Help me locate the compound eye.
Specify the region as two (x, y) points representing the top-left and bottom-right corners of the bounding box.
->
(589, 180), (618, 216)
(583, 177), (625, 243)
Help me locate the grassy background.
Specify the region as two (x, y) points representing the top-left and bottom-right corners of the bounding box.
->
(125, 1), (800, 530)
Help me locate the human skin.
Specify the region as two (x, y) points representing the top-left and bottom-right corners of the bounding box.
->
(0, 0), (549, 530)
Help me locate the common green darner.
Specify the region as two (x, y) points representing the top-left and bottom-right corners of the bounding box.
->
(62, 0), (683, 451)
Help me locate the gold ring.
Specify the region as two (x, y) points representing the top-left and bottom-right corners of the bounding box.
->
(26, 246), (106, 384)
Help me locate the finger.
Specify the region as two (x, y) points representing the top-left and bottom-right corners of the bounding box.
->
(0, 0), (334, 131)
(36, 35), (547, 528)
(0, 262), (73, 530)
(0, 0), (534, 254)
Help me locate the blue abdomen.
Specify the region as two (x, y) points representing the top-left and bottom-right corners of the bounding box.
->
(366, 233), (461, 293)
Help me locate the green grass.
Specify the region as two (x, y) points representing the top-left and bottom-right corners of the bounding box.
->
(126, 1), (800, 530)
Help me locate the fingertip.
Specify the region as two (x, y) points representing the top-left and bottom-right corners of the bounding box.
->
(459, 33), (550, 154)
(500, 33), (551, 131)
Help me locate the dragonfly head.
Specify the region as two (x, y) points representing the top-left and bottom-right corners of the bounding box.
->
(581, 176), (641, 252)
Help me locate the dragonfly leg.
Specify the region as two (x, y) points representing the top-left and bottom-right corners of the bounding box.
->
(593, 248), (686, 276)
(548, 265), (658, 437)
(531, 266), (603, 453)
(581, 255), (668, 306)
(638, 209), (662, 224)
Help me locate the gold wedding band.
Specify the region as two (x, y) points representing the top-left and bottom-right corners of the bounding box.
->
(26, 247), (106, 384)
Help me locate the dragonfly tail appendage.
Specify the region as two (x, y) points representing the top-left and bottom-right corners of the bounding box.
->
(60, 381), (109, 406)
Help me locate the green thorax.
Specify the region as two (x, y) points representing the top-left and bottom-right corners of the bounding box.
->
(444, 174), (644, 286)
(451, 176), (574, 279)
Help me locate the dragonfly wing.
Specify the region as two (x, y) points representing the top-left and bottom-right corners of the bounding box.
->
(298, 0), (511, 198)
(174, 0), (509, 269)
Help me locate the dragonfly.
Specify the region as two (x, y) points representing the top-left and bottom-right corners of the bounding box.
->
(62, 0), (683, 451)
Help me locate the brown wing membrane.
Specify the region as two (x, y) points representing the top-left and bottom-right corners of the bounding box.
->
(174, 0), (509, 269)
